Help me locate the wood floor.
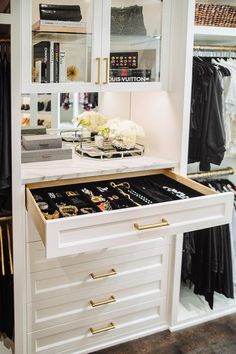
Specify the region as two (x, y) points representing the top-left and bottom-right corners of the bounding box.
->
(93, 314), (236, 354)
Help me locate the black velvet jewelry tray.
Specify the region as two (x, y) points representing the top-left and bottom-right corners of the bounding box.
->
(32, 173), (203, 219)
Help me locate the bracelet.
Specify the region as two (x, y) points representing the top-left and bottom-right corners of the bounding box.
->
(127, 188), (153, 205)
(42, 210), (60, 220)
(163, 186), (190, 199)
(110, 182), (141, 207)
(37, 202), (49, 211)
(59, 205), (78, 217)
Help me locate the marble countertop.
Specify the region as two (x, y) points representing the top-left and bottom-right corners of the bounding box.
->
(21, 145), (178, 184)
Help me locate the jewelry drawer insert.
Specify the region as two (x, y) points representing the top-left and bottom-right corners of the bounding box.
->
(26, 169), (233, 258)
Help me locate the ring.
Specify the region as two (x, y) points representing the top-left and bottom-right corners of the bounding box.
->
(59, 205), (78, 217)
(42, 210), (60, 220)
(37, 202), (49, 211)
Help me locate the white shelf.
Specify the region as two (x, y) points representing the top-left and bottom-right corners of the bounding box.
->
(111, 35), (161, 51)
(22, 82), (100, 94)
(194, 26), (236, 44)
(0, 13), (12, 24)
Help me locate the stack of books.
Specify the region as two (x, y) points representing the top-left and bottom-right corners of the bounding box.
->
(33, 41), (66, 83)
(32, 19), (88, 34)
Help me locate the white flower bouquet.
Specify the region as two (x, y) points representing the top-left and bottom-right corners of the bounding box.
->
(103, 119), (145, 150)
(73, 111), (108, 133)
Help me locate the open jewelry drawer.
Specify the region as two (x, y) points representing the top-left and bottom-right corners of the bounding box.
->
(26, 169), (234, 259)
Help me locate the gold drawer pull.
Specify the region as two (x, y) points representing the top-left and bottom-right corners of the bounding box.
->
(134, 218), (169, 231)
(103, 57), (109, 84)
(90, 322), (115, 335)
(90, 268), (117, 280)
(90, 295), (116, 308)
(95, 57), (101, 84)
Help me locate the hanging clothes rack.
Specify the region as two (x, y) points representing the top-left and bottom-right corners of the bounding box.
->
(194, 45), (236, 52)
(187, 166), (234, 179)
(0, 215), (12, 222)
(193, 45), (236, 58)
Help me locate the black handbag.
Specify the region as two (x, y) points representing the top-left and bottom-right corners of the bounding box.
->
(39, 4), (82, 22)
(111, 5), (147, 36)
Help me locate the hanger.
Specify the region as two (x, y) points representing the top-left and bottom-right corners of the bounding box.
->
(0, 216), (13, 276)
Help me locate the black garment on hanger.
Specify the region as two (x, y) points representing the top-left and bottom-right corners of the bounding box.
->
(182, 178), (234, 309)
(0, 46), (11, 189)
(188, 58), (226, 171)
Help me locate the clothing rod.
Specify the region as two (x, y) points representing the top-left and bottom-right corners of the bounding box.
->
(0, 39), (10, 43)
(194, 45), (236, 52)
(187, 167), (234, 179)
(0, 216), (12, 222)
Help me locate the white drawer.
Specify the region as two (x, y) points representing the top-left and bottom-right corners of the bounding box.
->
(26, 235), (171, 273)
(26, 170), (233, 259)
(28, 298), (166, 354)
(27, 246), (169, 302)
(27, 281), (166, 332)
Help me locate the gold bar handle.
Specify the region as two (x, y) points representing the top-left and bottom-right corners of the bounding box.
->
(95, 57), (101, 84)
(134, 218), (169, 231)
(90, 295), (116, 308)
(90, 322), (115, 335)
(103, 57), (109, 84)
(90, 268), (117, 280)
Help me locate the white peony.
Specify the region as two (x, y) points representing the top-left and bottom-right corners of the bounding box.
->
(73, 111), (108, 132)
(102, 119), (145, 149)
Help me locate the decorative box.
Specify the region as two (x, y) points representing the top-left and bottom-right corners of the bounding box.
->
(21, 126), (46, 136)
(21, 147), (72, 163)
(22, 134), (62, 151)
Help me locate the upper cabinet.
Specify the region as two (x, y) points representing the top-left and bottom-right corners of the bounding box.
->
(0, 0), (10, 13)
(21, 0), (167, 94)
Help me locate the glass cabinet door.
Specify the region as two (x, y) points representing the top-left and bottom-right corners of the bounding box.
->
(102, 0), (163, 89)
(22, 0), (102, 93)
(0, 1), (10, 13)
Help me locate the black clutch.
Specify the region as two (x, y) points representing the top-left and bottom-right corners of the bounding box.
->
(39, 4), (82, 22)
(111, 5), (147, 36)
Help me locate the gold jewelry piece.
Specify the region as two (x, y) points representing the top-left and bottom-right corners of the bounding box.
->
(66, 191), (78, 197)
(80, 207), (94, 214)
(43, 210), (60, 220)
(110, 182), (141, 206)
(59, 205), (78, 217)
(98, 201), (112, 211)
(56, 202), (67, 208)
(110, 181), (130, 189)
(81, 188), (105, 203)
(108, 195), (119, 201)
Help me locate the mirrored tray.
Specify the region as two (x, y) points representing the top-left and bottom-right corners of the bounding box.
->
(75, 140), (145, 159)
